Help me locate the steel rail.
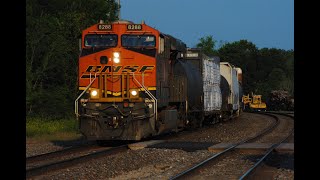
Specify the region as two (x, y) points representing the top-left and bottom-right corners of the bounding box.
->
(169, 112), (280, 180)
(239, 112), (294, 179)
(26, 144), (98, 164)
(26, 145), (128, 178)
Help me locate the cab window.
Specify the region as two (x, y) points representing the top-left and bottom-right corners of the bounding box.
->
(121, 35), (156, 47)
(84, 34), (118, 47)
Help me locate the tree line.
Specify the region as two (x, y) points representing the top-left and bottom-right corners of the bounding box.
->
(26, 0), (118, 118)
(197, 36), (294, 107)
(26, 1), (293, 119)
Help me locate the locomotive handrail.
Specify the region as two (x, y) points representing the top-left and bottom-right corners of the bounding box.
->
(131, 72), (157, 125)
(75, 73), (97, 119)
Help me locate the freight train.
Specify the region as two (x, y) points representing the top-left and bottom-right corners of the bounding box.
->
(75, 20), (242, 141)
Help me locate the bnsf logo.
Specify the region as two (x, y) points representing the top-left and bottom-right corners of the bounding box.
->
(81, 65), (155, 78)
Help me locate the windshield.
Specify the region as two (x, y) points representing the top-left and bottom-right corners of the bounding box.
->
(121, 35), (156, 47)
(84, 34), (118, 47)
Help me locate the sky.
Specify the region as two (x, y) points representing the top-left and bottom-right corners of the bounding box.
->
(120, 0), (294, 50)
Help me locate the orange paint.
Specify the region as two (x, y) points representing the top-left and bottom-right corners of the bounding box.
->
(79, 22), (159, 94)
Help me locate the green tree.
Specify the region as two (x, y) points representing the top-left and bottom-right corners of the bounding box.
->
(279, 56), (294, 95)
(257, 48), (294, 97)
(196, 35), (217, 56)
(267, 68), (286, 89)
(217, 40), (258, 94)
(26, 0), (118, 118)
(217, 41), (293, 100)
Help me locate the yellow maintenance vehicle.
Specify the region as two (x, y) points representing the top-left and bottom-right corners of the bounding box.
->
(242, 93), (267, 111)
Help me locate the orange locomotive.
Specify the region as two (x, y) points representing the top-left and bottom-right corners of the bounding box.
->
(75, 20), (194, 141)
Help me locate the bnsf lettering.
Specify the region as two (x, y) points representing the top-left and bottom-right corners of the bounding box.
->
(85, 65), (102, 72)
(100, 66), (122, 73)
(122, 66), (139, 72)
(82, 65), (155, 76)
(139, 66), (154, 72)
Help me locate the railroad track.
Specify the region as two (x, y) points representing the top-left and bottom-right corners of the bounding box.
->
(169, 112), (293, 179)
(239, 113), (294, 179)
(26, 144), (100, 164)
(26, 144), (128, 178)
(267, 111), (294, 116)
(26, 121), (213, 179)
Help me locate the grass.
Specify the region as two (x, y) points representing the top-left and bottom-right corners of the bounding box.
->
(26, 116), (82, 141)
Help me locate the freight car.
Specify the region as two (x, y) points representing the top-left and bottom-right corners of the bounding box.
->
(75, 20), (242, 141)
(183, 48), (222, 124)
(220, 62), (242, 118)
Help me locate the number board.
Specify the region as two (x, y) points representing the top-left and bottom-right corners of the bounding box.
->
(97, 24), (112, 30)
(186, 53), (199, 58)
(127, 24), (142, 30)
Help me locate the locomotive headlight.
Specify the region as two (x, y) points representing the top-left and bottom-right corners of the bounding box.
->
(91, 90), (98, 96)
(113, 52), (120, 63)
(131, 90), (137, 96)
(90, 89), (99, 99)
(129, 89), (139, 98)
(113, 52), (120, 58)
(113, 57), (120, 63)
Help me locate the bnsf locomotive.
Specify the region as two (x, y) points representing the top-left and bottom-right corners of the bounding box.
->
(75, 20), (242, 141)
